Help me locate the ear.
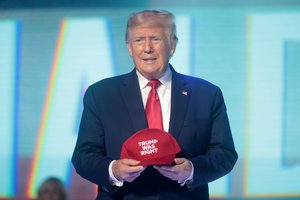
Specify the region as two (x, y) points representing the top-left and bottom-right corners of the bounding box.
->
(169, 42), (176, 57)
(126, 43), (133, 57)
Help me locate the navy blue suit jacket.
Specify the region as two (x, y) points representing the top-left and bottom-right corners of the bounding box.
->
(72, 66), (238, 200)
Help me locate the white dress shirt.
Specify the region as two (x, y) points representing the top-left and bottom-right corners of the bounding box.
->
(136, 67), (172, 132)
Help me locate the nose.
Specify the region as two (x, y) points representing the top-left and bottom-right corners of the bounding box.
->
(144, 39), (153, 53)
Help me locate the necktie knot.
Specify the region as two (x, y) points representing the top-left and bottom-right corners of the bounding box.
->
(148, 79), (161, 90)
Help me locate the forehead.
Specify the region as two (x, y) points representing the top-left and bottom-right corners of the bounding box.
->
(129, 26), (166, 37)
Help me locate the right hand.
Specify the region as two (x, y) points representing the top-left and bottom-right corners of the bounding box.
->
(112, 159), (146, 182)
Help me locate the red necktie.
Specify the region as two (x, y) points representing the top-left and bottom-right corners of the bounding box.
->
(145, 79), (163, 130)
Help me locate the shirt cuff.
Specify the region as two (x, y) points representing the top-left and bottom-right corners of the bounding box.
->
(109, 160), (124, 187)
(178, 161), (194, 187)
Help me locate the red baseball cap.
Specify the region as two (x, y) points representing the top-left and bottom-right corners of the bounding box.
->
(120, 128), (181, 166)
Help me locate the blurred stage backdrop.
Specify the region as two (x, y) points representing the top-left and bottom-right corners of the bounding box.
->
(1, 0), (300, 199)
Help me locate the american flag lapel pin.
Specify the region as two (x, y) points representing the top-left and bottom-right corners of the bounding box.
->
(182, 90), (188, 96)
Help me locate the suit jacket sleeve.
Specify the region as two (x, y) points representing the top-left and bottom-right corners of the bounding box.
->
(189, 87), (238, 188)
(72, 85), (112, 189)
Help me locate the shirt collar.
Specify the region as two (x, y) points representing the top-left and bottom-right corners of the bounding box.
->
(136, 66), (172, 89)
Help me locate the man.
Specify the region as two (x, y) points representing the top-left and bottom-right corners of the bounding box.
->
(72, 10), (238, 200)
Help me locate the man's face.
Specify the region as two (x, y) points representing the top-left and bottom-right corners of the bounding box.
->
(127, 26), (176, 80)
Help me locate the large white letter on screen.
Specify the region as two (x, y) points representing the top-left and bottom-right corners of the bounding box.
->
(28, 18), (114, 197)
(246, 13), (300, 196)
(0, 20), (19, 197)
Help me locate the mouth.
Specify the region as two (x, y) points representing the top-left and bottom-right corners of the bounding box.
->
(142, 58), (157, 63)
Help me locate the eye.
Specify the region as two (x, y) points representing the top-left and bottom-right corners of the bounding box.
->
(133, 38), (143, 43)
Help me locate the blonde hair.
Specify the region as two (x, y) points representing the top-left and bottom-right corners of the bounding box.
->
(126, 10), (178, 45)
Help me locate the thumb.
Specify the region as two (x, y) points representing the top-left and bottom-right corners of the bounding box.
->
(122, 158), (141, 166)
(174, 158), (185, 165)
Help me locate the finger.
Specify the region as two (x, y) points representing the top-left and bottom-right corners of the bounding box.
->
(154, 165), (177, 172)
(125, 173), (142, 183)
(122, 158), (141, 166)
(121, 159), (145, 173)
(113, 160), (144, 180)
(154, 165), (183, 181)
(158, 170), (178, 181)
(154, 166), (177, 177)
(122, 171), (141, 181)
(128, 166), (146, 175)
(153, 165), (169, 172)
(124, 169), (145, 182)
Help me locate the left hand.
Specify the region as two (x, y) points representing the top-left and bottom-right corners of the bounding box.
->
(153, 158), (192, 183)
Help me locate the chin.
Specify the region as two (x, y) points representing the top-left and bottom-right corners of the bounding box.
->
(147, 73), (162, 80)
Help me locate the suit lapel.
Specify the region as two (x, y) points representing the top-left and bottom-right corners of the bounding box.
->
(120, 70), (148, 132)
(169, 70), (190, 139)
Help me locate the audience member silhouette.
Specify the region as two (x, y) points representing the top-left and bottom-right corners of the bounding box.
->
(37, 177), (67, 200)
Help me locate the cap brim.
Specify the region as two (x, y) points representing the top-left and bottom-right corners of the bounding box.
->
(139, 154), (175, 166)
